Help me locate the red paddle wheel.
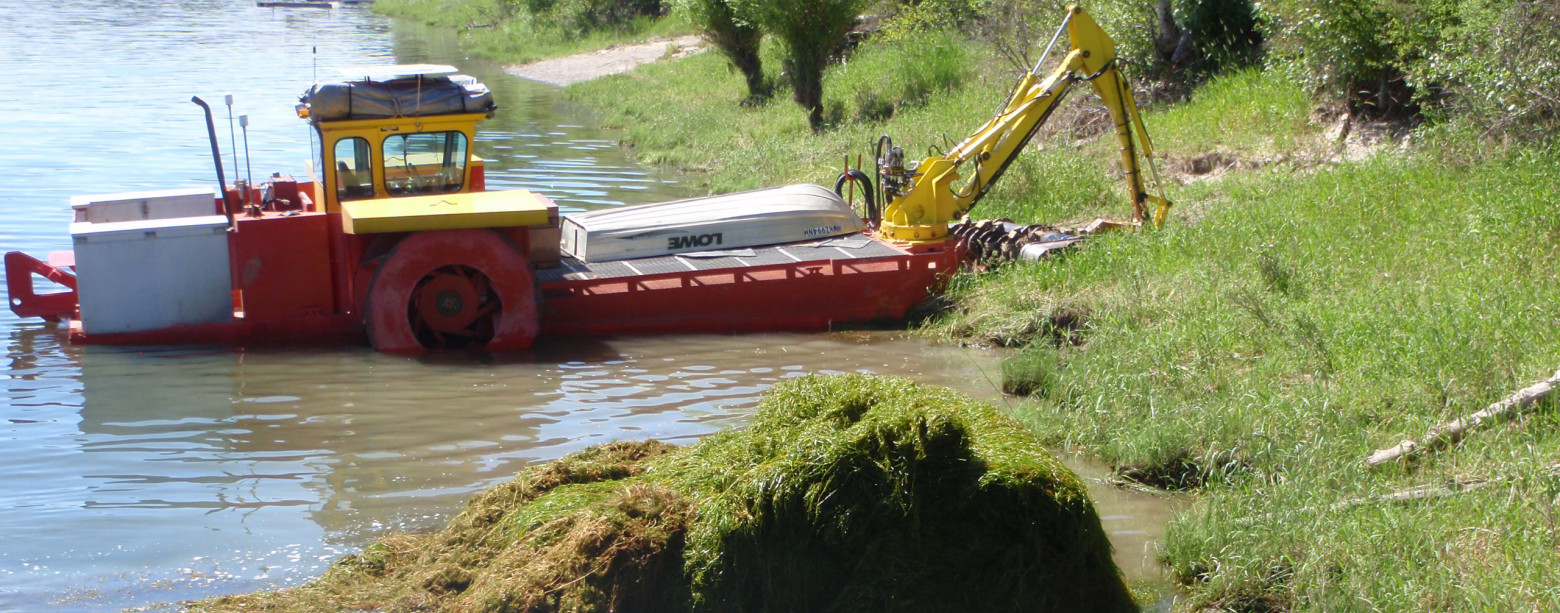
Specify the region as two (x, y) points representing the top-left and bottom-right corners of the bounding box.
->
(365, 229), (538, 353)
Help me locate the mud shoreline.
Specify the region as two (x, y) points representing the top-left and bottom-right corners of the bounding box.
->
(505, 34), (704, 86)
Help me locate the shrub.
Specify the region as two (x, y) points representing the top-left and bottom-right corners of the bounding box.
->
(503, 0), (665, 36)
(547, 0), (665, 34)
(880, 0), (987, 38)
(1258, 0), (1405, 115)
(1174, 0), (1263, 71)
(1261, 0), (1559, 132)
(674, 0), (766, 99)
(734, 0), (873, 131)
(1396, 0), (1560, 136)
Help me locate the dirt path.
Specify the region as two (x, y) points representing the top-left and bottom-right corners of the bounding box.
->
(505, 34), (705, 86)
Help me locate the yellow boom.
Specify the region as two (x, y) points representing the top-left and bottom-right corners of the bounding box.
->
(875, 4), (1171, 242)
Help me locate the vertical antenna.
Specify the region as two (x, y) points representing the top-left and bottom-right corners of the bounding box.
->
(311, 44), (319, 183)
(224, 94), (238, 182)
(240, 114), (254, 204)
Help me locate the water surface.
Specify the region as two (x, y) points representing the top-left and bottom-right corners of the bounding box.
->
(0, 2), (1171, 610)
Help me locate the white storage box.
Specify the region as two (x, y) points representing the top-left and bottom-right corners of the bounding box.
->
(71, 215), (233, 335)
(70, 187), (218, 223)
(560, 183), (865, 262)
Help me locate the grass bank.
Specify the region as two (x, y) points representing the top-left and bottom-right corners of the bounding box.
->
(562, 31), (1560, 610)
(192, 375), (1135, 612)
(982, 143), (1560, 609)
(354, 4), (1559, 607)
(568, 41), (1320, 222)
(374, 0), (688, 64)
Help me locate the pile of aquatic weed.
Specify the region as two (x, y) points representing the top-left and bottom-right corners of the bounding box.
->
(192, 439), (689, 612)
(190, 374), (1135, 613)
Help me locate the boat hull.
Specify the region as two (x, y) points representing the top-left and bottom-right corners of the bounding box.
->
(23, 231), (961, 348)
(10, 180), (961, 351)
(559, 184), (866, 263)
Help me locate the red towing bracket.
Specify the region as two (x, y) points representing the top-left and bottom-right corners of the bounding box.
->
(6, 251), (78, 322)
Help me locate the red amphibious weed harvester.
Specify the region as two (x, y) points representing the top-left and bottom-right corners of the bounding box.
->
(5, 65), (959, 353)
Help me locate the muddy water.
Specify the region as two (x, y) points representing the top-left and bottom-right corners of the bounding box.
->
(0, 1), (1172, 610)
(4, 329), (1016, 608)
(8, 330), (1173, 610)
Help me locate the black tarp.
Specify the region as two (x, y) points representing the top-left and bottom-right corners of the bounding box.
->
(302, 76), (495, 121)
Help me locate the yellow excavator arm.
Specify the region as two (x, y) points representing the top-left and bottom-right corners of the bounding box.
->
(873, 4), (1171, 242)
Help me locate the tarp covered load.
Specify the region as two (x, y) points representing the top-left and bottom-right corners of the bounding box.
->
(301, 76), (495, 121)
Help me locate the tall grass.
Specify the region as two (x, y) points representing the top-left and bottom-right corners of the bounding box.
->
(1147, 67), (1317, 159)
(370, 8), (1560, 605)
(831, 30), (974, 123)
(572, 25), (1560, 607)
(374, 0), (688, 64)
(948, 143), (1560, 608)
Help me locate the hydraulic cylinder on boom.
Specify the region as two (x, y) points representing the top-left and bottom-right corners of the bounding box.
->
(852, 4), (1171, 243)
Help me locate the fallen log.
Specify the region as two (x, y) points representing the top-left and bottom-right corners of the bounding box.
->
(1365, 369), (1560, 469)
(1233, 463), (1560, 526)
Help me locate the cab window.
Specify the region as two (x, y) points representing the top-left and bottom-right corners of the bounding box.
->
(383, 131), (468, 196)
(333, 137), (374, 201)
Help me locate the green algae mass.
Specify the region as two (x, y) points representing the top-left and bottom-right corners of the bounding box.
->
(194, 374), (1134, 612)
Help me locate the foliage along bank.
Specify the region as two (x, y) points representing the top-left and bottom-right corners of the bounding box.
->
(383, 1), (1560, 610)
(374, 0), (685, 64)
(560, 14), (1560, 613)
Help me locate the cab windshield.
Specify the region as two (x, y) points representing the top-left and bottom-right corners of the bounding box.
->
(383, 131), (468, 196)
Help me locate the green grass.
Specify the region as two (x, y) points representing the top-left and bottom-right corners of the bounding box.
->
(324, 6), (1560, 606)
(572, 36), (1020, 183)
(1148, 67), (1318, 160)
(559, 32), (1560, 609)
(965, 145), (1560, 608)
(374, 0), (690, 64)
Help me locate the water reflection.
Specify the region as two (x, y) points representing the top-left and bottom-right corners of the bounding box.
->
(2, 327), (1017, 609)
(0, 2), (1173, 610)
(0, 1), (695, 605)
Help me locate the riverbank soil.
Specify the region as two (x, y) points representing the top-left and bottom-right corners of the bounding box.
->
(507, 35), (704, 86)
(191, 375), (1137, 612)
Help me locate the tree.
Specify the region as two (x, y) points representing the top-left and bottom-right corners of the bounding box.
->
(1260, 0), (1425, 118)
(676, 0), (767, 100)
(736, 0), (872, 131)
(1176, 0), (1263, 70)
(1261, 0), (1560, 130)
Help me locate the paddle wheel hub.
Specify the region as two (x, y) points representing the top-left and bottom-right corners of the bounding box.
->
(411, 265), (498, 348)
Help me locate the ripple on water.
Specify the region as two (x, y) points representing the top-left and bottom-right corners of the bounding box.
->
(0, 3), (1177, 610)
